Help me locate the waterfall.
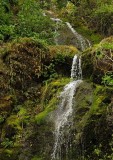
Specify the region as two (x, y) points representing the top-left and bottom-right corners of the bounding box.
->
(50, 18), (62, 45)
(50, 17), (91, 50)
(49, 16), (91, 160)
(71, 55), (82, 80)
(66, 22), (90, 51)
(51, 55), (82, 160)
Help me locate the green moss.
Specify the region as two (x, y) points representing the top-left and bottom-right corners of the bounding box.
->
(31, 157), (42, 160)
(48, 45), (78, 58)
(101, 42), (113, 50)
(90, 85), (107, 114)
(0, 115), (4, 123)
(75, 25), (103, 44)
(0, 148), (20, 160)
(72, 81), (113, 159)
(35, 97), (57, 124)
(6, 115), (21, 130)
(35, 77), (70, 124)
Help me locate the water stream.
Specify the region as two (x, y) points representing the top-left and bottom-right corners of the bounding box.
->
(66, 22), (91, 51)
(51, 55), (82, 160)
(50, 17), (91, 50)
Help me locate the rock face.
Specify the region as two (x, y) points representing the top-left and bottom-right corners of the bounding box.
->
(71, 82), (113, 160)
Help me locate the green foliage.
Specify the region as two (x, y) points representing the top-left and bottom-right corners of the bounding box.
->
(93, 4), (113, 35)
(102, 73), (113, 86)
(62, 0), (113, 36)
(1, 138), (13, 148)
(0, 1), (15, 41)
(56, 0), (68, 9)
(76, 25), (103, 44)
(0, 25), (15, 40)
(0, 0), (56, 43)
(0, 1), (11, 24)
(16, 0), (55, 43)
(0, 115), (4, 124)
(43, 63), (56, 79)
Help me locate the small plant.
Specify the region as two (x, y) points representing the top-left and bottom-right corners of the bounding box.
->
(1, 138), (13, 148)
(0, 115), (4, 124)
(102, 72), (113, 86)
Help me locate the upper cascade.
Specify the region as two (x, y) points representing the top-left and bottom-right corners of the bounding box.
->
(50, 17), (62, 22)
(66, 22), (91, 51)
(50, 16), (91, 51)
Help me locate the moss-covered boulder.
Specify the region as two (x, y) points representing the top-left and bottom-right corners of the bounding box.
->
(82, 37), (113, 85)
(48, 45), (78, 76)
(69, 82), (113, 160)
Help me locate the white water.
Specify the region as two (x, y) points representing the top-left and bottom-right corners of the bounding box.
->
(50, 17), (91, 50)
(51, 18), (62, 22)
(49, 17), (91, 160)
(71, 55), (82, 80)
(66, 22), (90, 51)
(51, 55), (82, 160)
(50, 18), (62, 45)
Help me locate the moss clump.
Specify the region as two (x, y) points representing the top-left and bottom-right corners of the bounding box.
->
(48, 45), (78, 58)
(35, 97), (57, 124)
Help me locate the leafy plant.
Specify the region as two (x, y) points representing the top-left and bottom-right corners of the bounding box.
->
(1, 138), (13, 148)
(16, 0), (55, 43)
(0, 115), (4, 124)
(0, 1), (15, 40)
(102, 72), (113, 86)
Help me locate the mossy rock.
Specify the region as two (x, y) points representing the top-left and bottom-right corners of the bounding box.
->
(70, 82), (113, 160)
(44, 45), (78, 78)
(35, 77), (70, 124)
(0, 148), (20, 160)
(82, 36), (113, 85)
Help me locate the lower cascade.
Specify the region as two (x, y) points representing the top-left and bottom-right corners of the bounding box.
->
(51, 55), (82, 160)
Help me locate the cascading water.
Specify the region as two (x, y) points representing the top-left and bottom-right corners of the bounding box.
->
(71, 55), (82, 80)
(51, 55), (82, 160)
(66, 22), (91, 51)
(50, 18), (62, 45)
(50, 17), (91, 50)
(49, 16), (91, 160)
